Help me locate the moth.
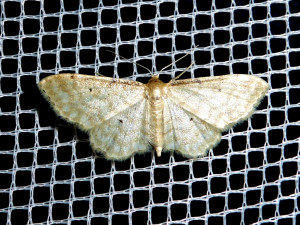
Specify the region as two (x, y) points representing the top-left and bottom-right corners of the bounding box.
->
(39, 58), (269, 160)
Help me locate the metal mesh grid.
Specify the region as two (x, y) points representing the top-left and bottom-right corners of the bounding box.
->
(0, 0), (299, 224)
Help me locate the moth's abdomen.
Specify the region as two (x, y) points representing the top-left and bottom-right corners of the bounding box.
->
(146, 77), (168, 156)
(149, 94), (164, 156)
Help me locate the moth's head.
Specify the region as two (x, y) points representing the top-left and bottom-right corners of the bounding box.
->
(150, 74), (159, 80)
(148, 74), (169, 85)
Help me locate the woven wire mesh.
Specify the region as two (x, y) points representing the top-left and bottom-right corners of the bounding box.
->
(0, 0), (299, 224)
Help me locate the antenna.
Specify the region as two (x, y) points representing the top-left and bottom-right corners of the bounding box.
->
(157, 45), (198, 77)
(106, 46), (198, 78)
(106, 50), (153, 76)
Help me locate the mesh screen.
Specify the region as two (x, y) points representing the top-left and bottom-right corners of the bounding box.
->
(0, 0), (299, 224)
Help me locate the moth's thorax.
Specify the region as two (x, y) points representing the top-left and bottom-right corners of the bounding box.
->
(146, 76), (168, 157)
(146, 76), (168, 102)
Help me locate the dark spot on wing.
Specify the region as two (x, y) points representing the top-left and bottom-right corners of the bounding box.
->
(190, 118), (193, 121)
(119, 119), (123, 123)
(89, 88), (92, 92)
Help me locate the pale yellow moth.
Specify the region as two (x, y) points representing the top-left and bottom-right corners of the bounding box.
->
(38, 53), (269, 160)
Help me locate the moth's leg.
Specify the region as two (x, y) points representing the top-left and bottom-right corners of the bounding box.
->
(171, 61), (194, 81)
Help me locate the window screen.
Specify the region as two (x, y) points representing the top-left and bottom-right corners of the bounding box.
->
(0, 0), (299, 224)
